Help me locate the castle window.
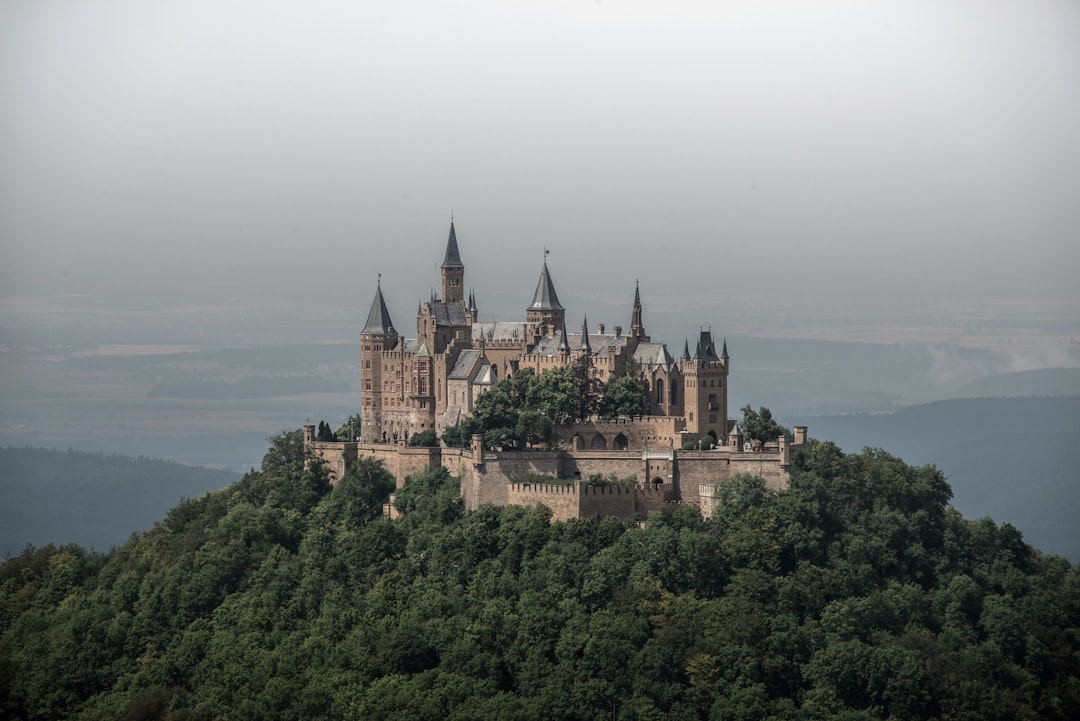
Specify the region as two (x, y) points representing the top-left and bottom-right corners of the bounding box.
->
(670, 380), (678, 404)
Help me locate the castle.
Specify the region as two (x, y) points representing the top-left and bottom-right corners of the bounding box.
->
(306, 220), (806, 520)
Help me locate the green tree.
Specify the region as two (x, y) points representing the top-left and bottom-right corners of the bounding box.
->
(526, 365), (580, 424)
(598, 373), (648, 419)
(516, 410), (553, 448)
(335, 413), (363, 442)
(740, 405), (790, 445)
(408, 429), (439, 447)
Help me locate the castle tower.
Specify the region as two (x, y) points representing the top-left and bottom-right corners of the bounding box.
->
(526, 259), (565, 337)
(630, 280), (649, 341)
(467, 289), (478, 324)
(441, 220), (465, 304)
(360, 279), (398, 442)
(681, 330), (730, 443)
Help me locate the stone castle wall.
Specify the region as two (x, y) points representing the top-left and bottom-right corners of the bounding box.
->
(304, 425), (799, 520)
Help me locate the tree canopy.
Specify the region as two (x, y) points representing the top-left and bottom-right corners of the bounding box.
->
(740, 404), (791, 445)
(2, 433), (1078, 721)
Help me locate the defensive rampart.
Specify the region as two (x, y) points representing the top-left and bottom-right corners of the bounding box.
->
(303, 424), (804, 520)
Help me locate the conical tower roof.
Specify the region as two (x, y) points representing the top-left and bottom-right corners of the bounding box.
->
(362, 282), (395, 336)
(529, 261), (564, 311)
(442, 220), (464, 268)
(557, 317), (570, 353)
(721, 337), (729, 360)
(681, 338), (691, 361)
(580, 316), (592, 353)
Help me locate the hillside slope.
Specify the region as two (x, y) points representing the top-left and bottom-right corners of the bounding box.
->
(791, 395), (1080, 561)
(1, 432), (1077, 720)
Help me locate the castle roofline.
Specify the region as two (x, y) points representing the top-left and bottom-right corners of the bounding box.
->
(529, 260), (564, 311)
(441, 220), (464, 268)
(361, 281), (395, 336)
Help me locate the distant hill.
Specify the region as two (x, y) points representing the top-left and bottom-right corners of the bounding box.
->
(790, 395), (1080, 560)
(0, 447), (240, 555)
(947, 367), (1080, 399)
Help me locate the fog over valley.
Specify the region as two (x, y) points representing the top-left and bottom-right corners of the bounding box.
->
(2, 1), (1079, 557)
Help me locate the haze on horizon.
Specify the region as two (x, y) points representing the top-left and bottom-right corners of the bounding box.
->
(2, 0), (1078, 323)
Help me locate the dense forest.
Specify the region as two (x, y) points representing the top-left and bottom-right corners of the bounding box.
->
(2, 431), (1078, 720)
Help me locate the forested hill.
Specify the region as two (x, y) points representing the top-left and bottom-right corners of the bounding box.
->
(0, 447), (240, 556)
(2, 432), (1079, 720)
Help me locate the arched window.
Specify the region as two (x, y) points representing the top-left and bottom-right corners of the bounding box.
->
(614, 433), (629, 450)
(656, 380), (664, 404)
(591, 433), (607, 450)
(670, 379), (678, 404)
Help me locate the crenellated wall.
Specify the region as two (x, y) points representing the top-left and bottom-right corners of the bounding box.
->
(304, 424), (803, 520)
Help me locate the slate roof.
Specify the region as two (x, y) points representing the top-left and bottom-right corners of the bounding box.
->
(430, 301), (469, 327)
(448, 349), (485, 380)
(529, 261), (563, 311)
(633, 342), (674, 369)
(474, 364), (497, 386)
(472, 322), (528, 342)
(442, 221), (464, 268)
(361, 284), (395, 336)
(532, 331), (629, 357)
(693, 330), (721, 361)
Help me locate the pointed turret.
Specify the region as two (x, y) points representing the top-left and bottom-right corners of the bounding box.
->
(526, 258), (565, 336)
(441, 220), (464, 268)
(580, 316), (592, 354)
(529, 261), (563, 312)
(557, 317), (570, 354)
(630, 279), (648, 340)
(721, 337), (729, 360)
(440, 220), (465, 303)
(362, 281), (396, 338)
(681, 338), (691, 361)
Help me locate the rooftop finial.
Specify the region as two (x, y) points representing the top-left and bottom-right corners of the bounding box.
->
(544, 247), (549, 263)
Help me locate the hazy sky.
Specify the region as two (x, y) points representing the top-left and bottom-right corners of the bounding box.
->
(2, 0), (1079, 322)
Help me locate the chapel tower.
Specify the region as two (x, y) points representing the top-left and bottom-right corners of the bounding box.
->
(441, 220), (465, 304)
(526, 259), (565, 337)
(360, 280), (398, 442)
(681, 331), (730, 444)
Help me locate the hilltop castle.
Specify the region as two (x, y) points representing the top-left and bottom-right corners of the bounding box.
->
(307, 220), (806, 520)
(360, 220), (731, 447)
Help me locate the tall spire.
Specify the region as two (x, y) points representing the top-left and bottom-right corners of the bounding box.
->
(721, 337), (729, 360)
(557, 317), (570, 354)
(441, 219), (463, 268)
(580, 316), (592, 353)
(630, 279), (646, 339)
(681, 338), (691, 361)
(529, 260), (564, 311)
(361, 279), (395, 336)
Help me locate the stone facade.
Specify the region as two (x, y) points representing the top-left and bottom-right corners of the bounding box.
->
(305, 219), (808, 521)
(304, 426), (808, 521)
(357, 221), (731, 447)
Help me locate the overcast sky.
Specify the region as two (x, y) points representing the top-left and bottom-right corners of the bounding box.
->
(2, 0), (1078, 324)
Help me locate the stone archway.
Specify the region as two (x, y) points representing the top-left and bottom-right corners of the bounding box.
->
(614, 433), (628, 450)
(591, 433), (607, 450)
(652, 477), (664, 488)
(707, 430), (718, 445)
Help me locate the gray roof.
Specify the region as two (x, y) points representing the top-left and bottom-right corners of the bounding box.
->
(633, 342), (673, 368)
(528, 261), (563, 311)
(430, 301), (469, 327)
(472, 322), (528, 342)
(361, 284), (395, 336)
(693, 330), (721, 362)
(475, 364), (497, 386)
(442, 221), (463, 268)
(448, 349), (485, 380)
(532, 331), (629, 357)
